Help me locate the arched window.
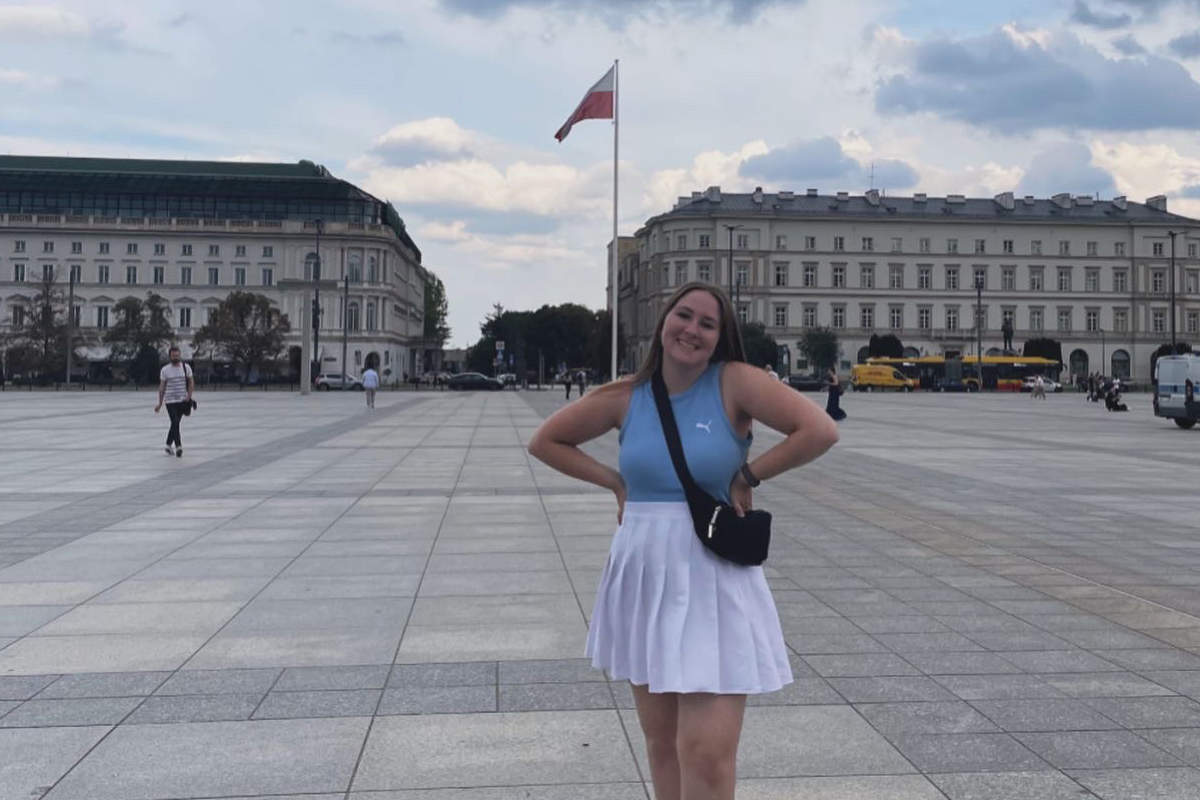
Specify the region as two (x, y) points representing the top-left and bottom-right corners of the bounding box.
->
(368, 256), (378, 285)
(366, 301), (376, 331)
(1111, 349), (1131, 380)
(1069, 348), (1089, 379)
(347, 303), (360, 331)
(304, 252), (319, 281)
(347, 253), (362, 283)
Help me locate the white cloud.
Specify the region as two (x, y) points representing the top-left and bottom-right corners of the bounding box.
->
(0, 6), (89, 39)
(366, 117), (481, 166)
(1091, 138), (1200, 198)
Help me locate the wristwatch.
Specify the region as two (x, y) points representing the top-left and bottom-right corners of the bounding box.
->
(739, 462), (761, 488)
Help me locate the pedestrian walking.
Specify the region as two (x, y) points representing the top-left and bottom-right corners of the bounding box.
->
(563, 371), (573, 399)
(576, 369), (587, 396)
(155, 346), (194, 458)
(528, 281), (838, 800)
(825, 366), (846, 421)
(1032, 374), (1047, 400)
(362, 365), (379, 408)
(765, 364), (779, 381)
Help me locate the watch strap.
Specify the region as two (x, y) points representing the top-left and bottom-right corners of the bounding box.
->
(740, 462), (761, 487)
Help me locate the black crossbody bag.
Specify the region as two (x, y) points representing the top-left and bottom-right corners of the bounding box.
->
(650, 370), (771, 566)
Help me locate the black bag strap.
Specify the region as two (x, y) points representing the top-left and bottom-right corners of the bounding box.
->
(650, 371), (709, 509)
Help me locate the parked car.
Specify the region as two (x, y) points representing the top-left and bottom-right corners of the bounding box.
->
(1020, 375), (1063, 393)
(315, 372), (363, 391)
(446, 372), (504, 391)
(851, 364), (917, 392)
(786, 373), (826, 391)
(936, 377), (980, 392)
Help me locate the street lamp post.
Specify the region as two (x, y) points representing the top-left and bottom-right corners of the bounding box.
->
(311, 219), (323, 382)
(1169, 230), (1178, 354)
(724, 223), (742, 308)
(1099, 327), (1105, 376)
(975, 277), (984, 388)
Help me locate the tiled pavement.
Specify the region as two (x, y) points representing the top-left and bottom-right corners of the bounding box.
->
(2, 387), (1200, 799)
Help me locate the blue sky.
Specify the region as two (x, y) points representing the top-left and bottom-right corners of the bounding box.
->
(4, 0), (1200, 346)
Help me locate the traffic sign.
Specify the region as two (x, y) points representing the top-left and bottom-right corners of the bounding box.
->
(496, 340), (505, 351)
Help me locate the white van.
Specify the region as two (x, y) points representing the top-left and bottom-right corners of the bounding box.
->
(1154, 354), (1200, 429)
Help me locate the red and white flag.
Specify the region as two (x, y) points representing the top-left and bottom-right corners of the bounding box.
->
(554, 66), (615, 142)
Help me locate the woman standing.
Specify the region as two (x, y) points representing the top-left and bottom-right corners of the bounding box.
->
(528, 282), (838, 800)
(824, 366), (846, 421)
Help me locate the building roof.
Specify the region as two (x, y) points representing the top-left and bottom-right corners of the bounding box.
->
(645, 188), (1199, 228)
(0, 155), (420, 260)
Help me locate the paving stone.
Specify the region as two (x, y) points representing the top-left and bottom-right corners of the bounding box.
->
(934, 674), (1066, 700)
(928, 770), (1091, 800)
(888, 732), (1048, 772)
(998, 650), (1123, 674)
(1015, 730), (1183, 769)
(1040, 671), (1179, 698)
(1141, 728), (1200, 766)
(828, 676), (958, 703)
(155, 668), (282, 695)
(0, 695), (141, 727)
(45, 717), (371, 799)
(38, 671), (170, 698)
(378, 685), (496, 715)
(274, 665), (391, 692)
(0, 726), (111, 800)
(254, 689), (381, 719)
(498, 682), (613, 711)
(126, 693), (263, 724)
(1082, 696), (1200, 728)
(747, 677), (844, 705)
(903, 652), (1025, 675)
(1070, 766), (1200, 800)
(348, 788), (645, 800)
(971, 699), (1121, 732)
(1096, 648), (1200, 671)
(857, 701), (999, 735)
(497, 658), (599, 684)
(801, 653), (919, 677)
(388, 661), (496, 687)
(0, 674), (58, 700)
(352, 710), (639, 789)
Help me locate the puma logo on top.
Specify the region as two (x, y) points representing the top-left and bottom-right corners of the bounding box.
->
(695, 420), (713, 434)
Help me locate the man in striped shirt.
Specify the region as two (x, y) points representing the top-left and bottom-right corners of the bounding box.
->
(155, 346), (194, 457)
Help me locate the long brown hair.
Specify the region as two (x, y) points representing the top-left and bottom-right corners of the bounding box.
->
(629, 282), (745, 385)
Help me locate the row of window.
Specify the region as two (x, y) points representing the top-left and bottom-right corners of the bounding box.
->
(6, 299), (388, 333)
(9, 241), (275, 258)
(751, 303), (1200, 335)
(662, 262), (1200, 294)
(661, 233), (1199, 258)
(8, 263), (274, 287)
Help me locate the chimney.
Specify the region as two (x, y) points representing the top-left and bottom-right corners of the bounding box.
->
(1146, 195), (1167, 211)
(865, 189), (880, 206)
(946, 194), (965, 204)
(836, 191), (849, 202)
(752, 186), (764, 204)
(806, 188), (818, 197)
(993, 192), (1015, 210)
(704, 186), (722, 203)
(778, 190), (794, 200)
(1051, 193), (1072, 209)
(691, 191), (702, 200)
(1023, 195), (1035, 206)
(1074, 195), (1094, 207)
(1112, 196), (1127, 211)
(913, 192), (927, 203)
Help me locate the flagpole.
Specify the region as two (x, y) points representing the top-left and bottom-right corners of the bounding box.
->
(609, 58), (619, 382)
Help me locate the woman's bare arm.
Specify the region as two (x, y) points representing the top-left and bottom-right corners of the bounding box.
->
(527, 383), (632, 494)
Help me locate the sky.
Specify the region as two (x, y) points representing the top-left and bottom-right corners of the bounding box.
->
(4, 0), (1200, 347)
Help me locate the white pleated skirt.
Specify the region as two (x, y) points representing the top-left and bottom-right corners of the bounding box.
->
(585, 501), (793, 695)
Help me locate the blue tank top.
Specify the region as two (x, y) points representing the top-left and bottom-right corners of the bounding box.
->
(619, 363), (751, 503)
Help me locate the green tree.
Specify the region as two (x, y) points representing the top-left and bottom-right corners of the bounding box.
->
(868, 333), (904, 358)
(740, 322), (778, 367)
(423, 270), (451, 345)
(105, 293), (174, 383)
(798, 327), (840, 374)
(192, 292), (291, 381)
(1022, 337), (1063, 364)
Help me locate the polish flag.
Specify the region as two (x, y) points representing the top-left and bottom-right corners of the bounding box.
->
(554, 66), (615, 142)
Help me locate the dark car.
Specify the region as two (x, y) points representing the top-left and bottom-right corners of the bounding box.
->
(786, 373), (826, 391)
(446, 372), (504, 391)
(936, 377), (980, 392)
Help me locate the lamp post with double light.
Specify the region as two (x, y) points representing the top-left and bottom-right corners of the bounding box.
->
(724, 223), (742, 315)
(1169, 230), (1179, 354)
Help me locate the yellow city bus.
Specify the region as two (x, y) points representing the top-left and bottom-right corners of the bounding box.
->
(866, 355), (1062, 391)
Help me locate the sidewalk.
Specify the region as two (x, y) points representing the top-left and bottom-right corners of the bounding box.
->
(2, 389), (1200, 799)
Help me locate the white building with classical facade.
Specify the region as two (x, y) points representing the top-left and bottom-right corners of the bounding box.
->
(614, 188), (1200, 383)
(0, 156), (430, 382)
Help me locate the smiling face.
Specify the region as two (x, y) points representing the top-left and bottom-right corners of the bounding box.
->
(660, 289), (722, 368)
